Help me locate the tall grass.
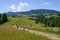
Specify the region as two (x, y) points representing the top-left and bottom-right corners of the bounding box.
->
(0, 24), (49, 40)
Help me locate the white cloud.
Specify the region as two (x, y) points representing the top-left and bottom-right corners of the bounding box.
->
(40, 2), (50, 5)
(43, 2), (50, 5)
(17, 5), (22, 11)
(9, 2), (30, 12)
(19, 2), (29, 7)
(17, 2), (29, 11)
(10, 4), (16, 10)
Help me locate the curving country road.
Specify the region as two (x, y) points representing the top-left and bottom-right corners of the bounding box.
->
(12, 24), (60, 40)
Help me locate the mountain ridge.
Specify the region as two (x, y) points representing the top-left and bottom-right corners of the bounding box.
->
(6, 9), (60, 16)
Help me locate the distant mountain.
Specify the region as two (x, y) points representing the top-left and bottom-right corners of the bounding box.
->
(6, 9), (60, 16)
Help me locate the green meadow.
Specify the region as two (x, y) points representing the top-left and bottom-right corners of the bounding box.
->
(0, 16), (49, 40)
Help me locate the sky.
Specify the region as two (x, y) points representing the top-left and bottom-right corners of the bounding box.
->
(0, 0), (60, 13)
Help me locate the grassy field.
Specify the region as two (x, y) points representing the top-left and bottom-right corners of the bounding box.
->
(0, 17), (20, 26)
(16, 15), (60, 35)
(0, 26), (49, 40)
(18, 16), (45, 27)
(0, 15), (59, 40)
(0, 16), (49, 40)
(29, 27), (60, 35)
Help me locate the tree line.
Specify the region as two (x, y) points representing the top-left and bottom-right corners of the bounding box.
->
(30, 14), (60, 27)
(0, 13), (8, 24)
(35, 14), (60, 27)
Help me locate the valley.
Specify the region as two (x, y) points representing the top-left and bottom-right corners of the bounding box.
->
(0, 9), (60, 40)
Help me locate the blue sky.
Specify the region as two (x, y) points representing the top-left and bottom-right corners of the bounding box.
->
(0, 0), (60, 13)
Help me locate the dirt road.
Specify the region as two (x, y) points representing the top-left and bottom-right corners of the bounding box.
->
(12, 25), (60, 40)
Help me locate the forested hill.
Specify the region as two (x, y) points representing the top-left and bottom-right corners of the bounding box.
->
(6, 9), (60, 16)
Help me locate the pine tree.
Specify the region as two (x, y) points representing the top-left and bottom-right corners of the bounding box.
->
(1, 13), (8, 23)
